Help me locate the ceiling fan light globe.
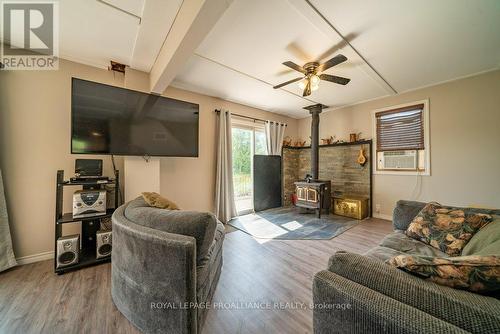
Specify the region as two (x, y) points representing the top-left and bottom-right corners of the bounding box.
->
(311, 82), (319, 91)
(310, 74), (320, 85)
(298, 79), (307, 90)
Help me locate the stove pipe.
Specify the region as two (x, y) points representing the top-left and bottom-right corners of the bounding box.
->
(303, 104), (328, 180)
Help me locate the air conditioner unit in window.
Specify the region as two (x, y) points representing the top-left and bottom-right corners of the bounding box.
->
(380, 151), (417, 170)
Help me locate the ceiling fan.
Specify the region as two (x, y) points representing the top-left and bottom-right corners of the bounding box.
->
(273, 54), (351, 97)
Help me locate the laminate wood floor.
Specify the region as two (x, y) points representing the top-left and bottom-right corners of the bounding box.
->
(0, 217), (392, 334)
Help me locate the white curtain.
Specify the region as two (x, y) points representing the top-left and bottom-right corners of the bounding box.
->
(265, 121), (286, 155)
(0, 170), (17, 272)
(214, 110), (237, 223)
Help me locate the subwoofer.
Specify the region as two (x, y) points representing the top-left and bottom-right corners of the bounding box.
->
(96, 230), (112, 259)
(56, 234), (80, 268)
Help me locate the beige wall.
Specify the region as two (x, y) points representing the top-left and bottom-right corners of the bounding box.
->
(297, 70), (500, 218)
(0, 59), (297, 259)
(159, 86), (297, 212)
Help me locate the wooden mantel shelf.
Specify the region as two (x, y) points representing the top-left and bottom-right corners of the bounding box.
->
(283, 139), (372, 150)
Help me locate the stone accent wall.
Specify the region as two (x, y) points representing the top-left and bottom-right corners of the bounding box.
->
(282, 148), (300, 206)
(282, 142), (371, 212)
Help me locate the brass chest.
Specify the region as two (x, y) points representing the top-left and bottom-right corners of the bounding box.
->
(333, 196), (369, 220)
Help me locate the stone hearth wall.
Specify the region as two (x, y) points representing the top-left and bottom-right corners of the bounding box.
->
(282, 148), (300, 206)
(282, 143), (371, 213)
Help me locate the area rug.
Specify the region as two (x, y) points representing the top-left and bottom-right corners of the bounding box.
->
(228, 206), (359, 240)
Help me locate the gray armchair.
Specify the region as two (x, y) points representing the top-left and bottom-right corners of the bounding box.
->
(111, 197), (224, 334)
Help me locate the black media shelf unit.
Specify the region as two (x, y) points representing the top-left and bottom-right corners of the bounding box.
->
(54, 170), (119, 274)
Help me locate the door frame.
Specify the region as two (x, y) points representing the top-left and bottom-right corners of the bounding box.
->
(231, 119), (266, 215)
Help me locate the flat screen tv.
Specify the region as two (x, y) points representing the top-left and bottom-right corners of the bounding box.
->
(71, 78), (199, 157)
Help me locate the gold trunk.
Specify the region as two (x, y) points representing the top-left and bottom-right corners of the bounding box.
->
(333, 197), (369, 220)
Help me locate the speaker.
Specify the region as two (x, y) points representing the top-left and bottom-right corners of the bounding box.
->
(56, 235), (80, 268)
(96, 230), (112, 259)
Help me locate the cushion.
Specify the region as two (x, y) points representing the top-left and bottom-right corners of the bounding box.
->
(364, 232), (448, 262)
(364, 246), (407, 262)
(405, 202), (493, 256)
(327, 252), (500, 332)
(462, 216), (500, 256)
(379, 231), (448, 257)
(142, 192), (179, 210)
(392, 200), (427, 231)
(387, 254), (500, 295)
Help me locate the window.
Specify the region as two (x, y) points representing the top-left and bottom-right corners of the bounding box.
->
(255, 129), (267, 155)
(231, 120), (268, 215)
(372, 100), (430, 175)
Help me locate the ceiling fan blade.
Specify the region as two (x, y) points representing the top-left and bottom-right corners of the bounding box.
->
(303, 79), (311, 97)
(282, 61), (306, 74)
(319, 74), (351, 85)
(273, 77), (304, 89)
(317, 54), (347, 72)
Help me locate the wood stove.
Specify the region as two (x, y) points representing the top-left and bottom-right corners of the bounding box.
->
(295, 180), (331, 218)
(294, 104), (331, 218)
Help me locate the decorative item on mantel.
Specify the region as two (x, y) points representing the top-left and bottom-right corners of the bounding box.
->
(321, 136), (335, 145)
(349, 132), (362, 142)
(283, 136), (293, 147)
(293, 139), (306, 147)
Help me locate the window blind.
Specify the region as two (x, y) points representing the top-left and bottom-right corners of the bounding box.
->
(376, 104), (424, 151)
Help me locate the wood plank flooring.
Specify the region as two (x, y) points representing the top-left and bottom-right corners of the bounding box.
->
(0, 217), (392, 334)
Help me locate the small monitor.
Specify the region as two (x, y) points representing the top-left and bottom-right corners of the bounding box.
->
(75, 159), (103, 177)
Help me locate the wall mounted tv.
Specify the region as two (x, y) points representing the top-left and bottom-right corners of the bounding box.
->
(71, 78), (199, 157)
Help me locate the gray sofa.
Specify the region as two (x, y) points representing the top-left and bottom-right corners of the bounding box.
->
(313, 200), (500, 334)
(111, 197), (225, 334)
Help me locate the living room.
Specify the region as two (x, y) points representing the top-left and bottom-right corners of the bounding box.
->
(0, 0), (499, 333)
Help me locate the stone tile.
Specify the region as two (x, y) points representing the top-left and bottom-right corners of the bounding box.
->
(282, 144), (371, 212)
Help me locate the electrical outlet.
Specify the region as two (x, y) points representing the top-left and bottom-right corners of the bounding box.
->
(375, 204), (381, 213)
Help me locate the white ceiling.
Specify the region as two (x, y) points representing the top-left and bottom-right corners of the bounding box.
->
(3, 0), (498, 118)
(58, 0), (182, 72)
(172, 0), (500, 118)
(310, 0), (500, 92)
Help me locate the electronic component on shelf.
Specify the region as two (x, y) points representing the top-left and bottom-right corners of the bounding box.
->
(96, 230), (112, 259)
(75, 159), (103, 178)
(56, 234), (80, 268)
(72, 189), (107, 219)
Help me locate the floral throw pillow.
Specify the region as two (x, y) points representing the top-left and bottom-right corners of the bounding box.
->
(406, 203), (493, 256)
(388, 254), (500, 294)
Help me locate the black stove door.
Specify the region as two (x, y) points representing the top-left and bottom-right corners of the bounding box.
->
(253, 155), (281, 212)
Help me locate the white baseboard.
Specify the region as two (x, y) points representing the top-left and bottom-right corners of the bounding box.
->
(16, 251), (53, 265)
(373, 213), (392, 221)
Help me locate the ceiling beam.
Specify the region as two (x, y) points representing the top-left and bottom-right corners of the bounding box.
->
(287, 0), (397, 95)
(149, 0), (234, 94)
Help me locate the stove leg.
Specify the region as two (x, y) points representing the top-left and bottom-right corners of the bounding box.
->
(316, 208), (321, 219)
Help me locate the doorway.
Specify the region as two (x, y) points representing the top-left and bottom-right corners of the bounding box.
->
(231, 124), (267, 215)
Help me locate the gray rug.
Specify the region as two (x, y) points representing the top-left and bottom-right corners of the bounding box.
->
(228, 207), (359, 240)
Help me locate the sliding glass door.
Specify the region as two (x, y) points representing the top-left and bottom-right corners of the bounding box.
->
(232, 124), (267, 215)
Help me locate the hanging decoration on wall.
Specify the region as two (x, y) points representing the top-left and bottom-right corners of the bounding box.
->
(357, 148), (367, 166)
